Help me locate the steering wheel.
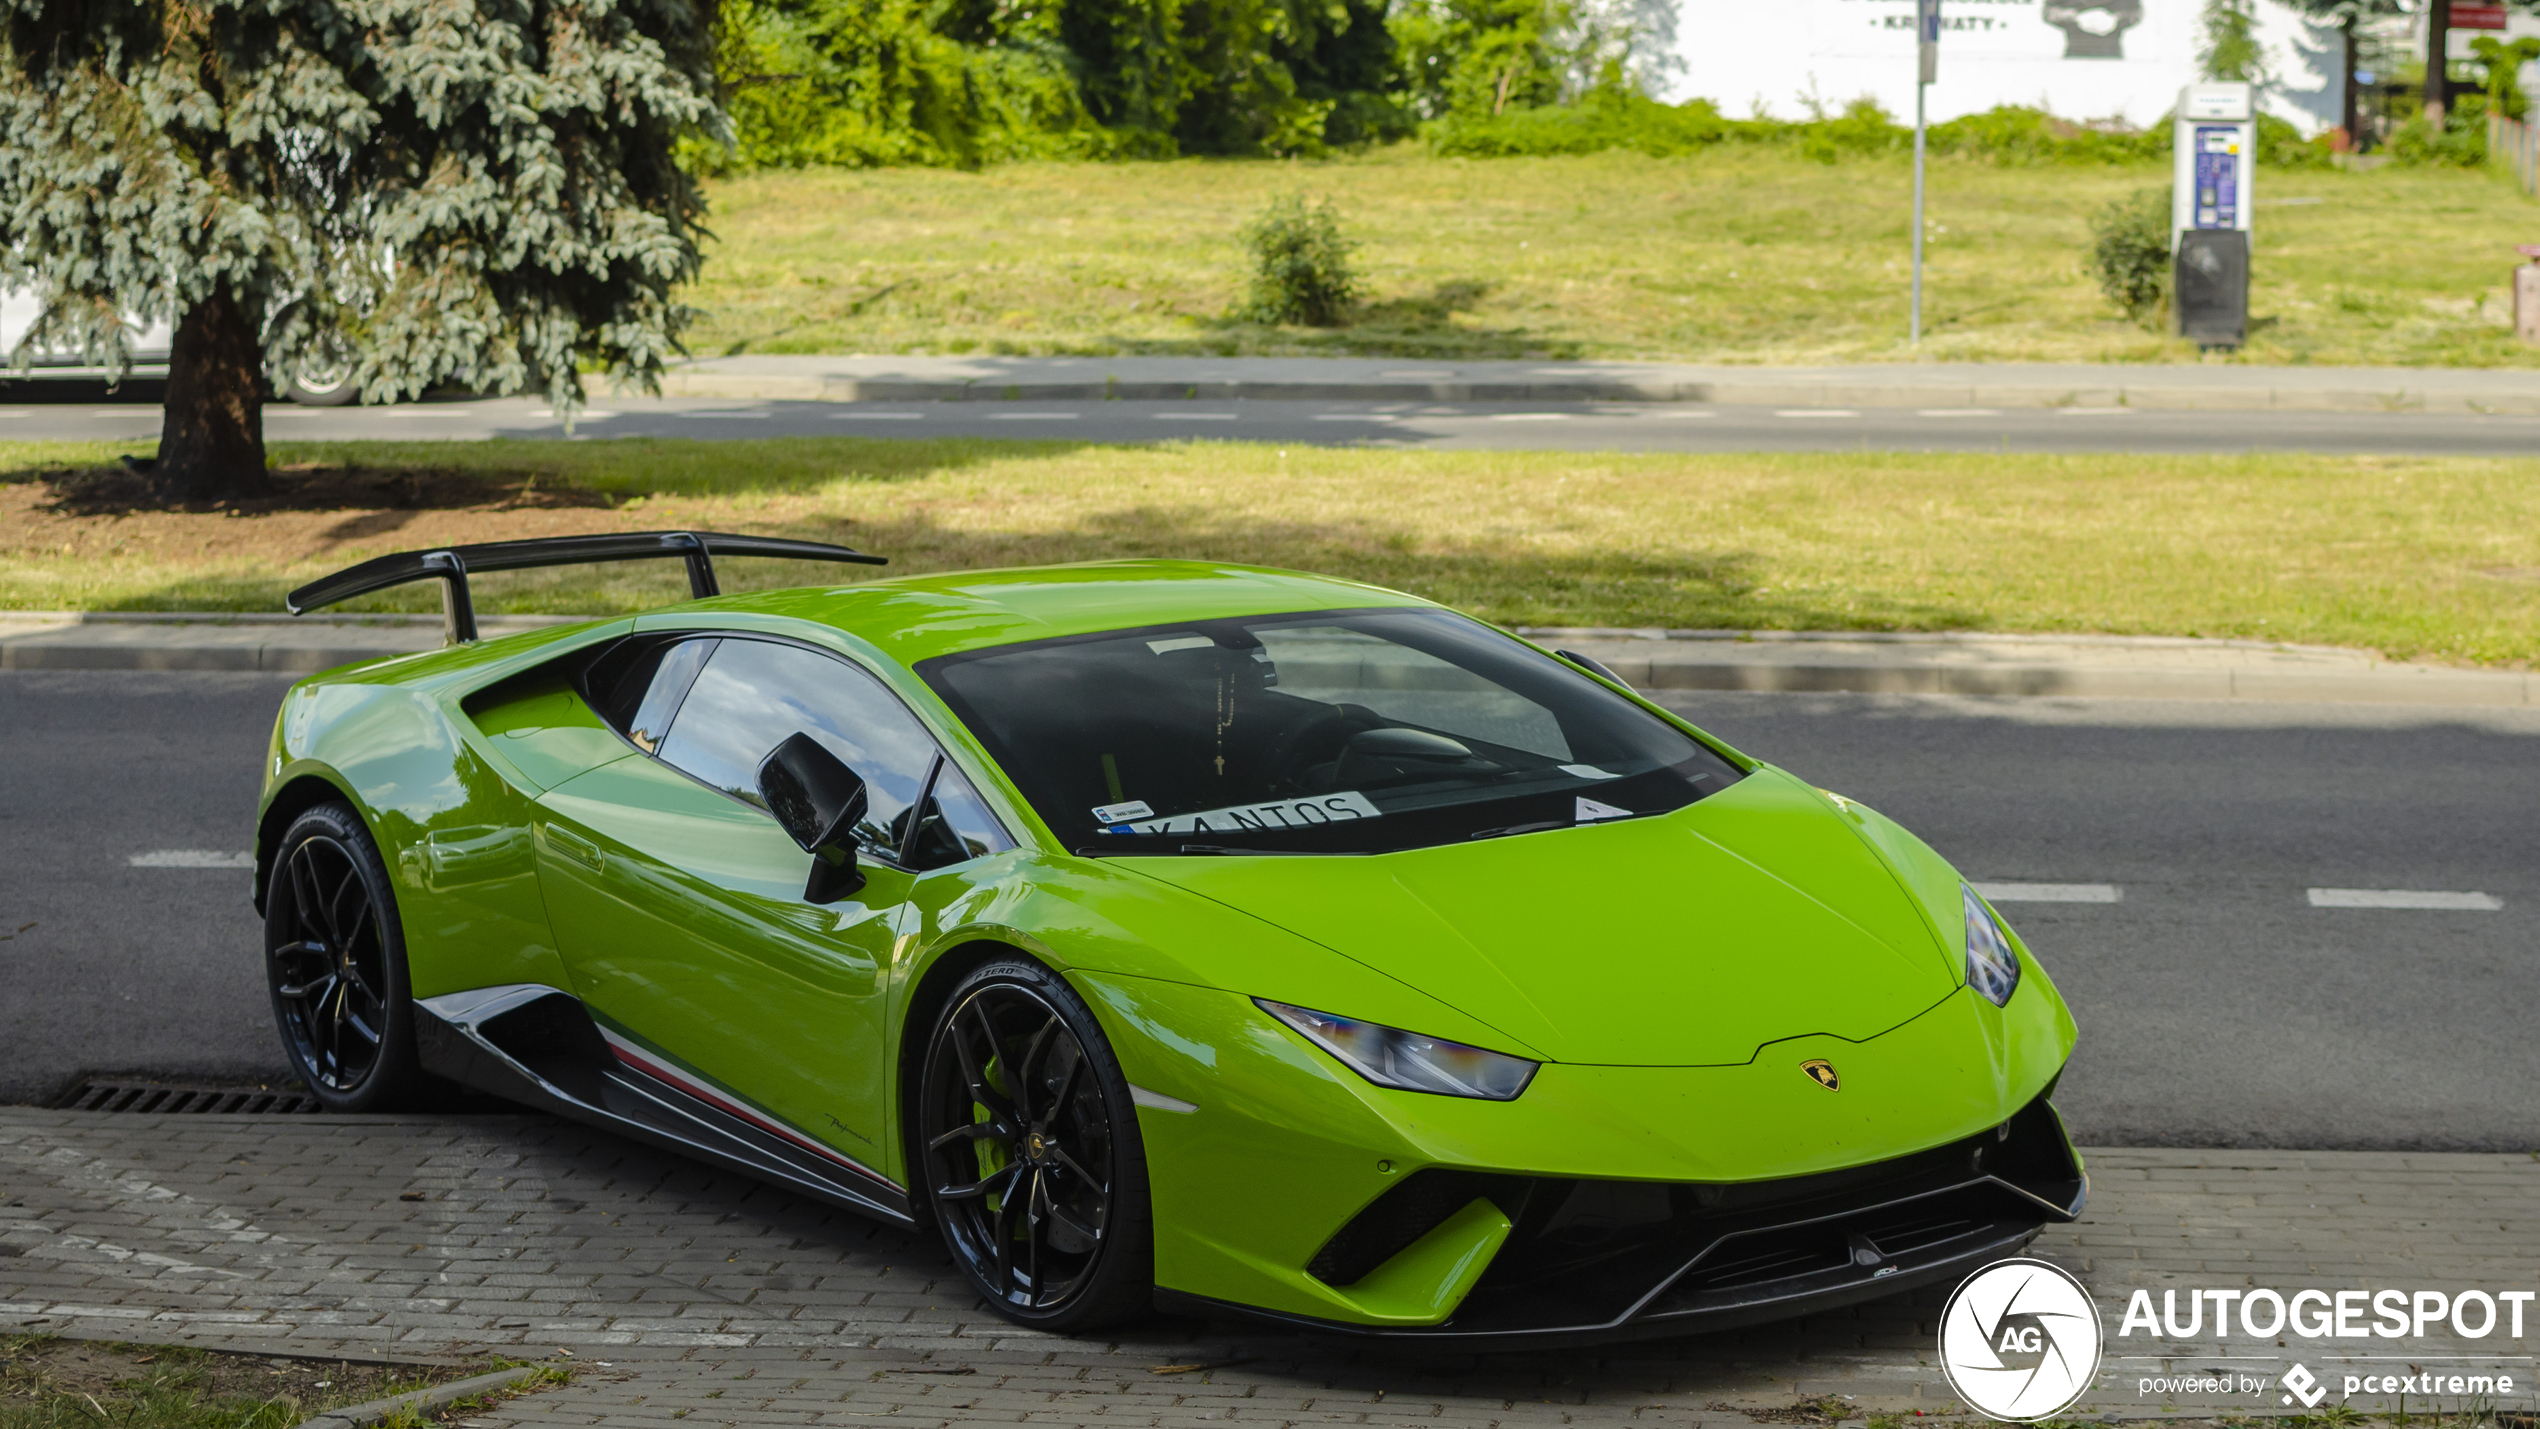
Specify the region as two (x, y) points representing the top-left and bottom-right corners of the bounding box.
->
(1262, 705), (1380, 794)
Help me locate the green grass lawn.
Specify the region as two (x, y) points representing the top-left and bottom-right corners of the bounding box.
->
(0, 1336), (552, 1429)
(9, 439), (2539, 667)
(684, 147), (2540, 367)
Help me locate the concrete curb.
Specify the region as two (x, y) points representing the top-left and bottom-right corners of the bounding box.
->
(295, 1365), (545, 1429)
(0, 613), (578, 673)
(4, 613), (2531, 705)
(1544, 639), (2540, 707)
(655, 357), (2540, 414)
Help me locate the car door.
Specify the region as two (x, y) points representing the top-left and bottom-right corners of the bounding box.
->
(533, 634), (987, 1178)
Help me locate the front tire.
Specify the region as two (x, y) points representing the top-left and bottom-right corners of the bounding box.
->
(265, 803), (431, 1112)
(916, 958), (1154, 1331)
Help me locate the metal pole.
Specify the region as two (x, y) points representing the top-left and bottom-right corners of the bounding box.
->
(1912, 0), (1936, 348)
(1912, 78), (1927, 346)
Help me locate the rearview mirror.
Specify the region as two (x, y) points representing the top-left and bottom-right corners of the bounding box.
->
(757, 732), (868, 904)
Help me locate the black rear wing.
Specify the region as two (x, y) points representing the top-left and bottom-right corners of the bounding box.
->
(285, 530), (888, 644)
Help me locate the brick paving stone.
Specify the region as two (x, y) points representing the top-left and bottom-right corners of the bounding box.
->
(3, 1112), (2536, 1424)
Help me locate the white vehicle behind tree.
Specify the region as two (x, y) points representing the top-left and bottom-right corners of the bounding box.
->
(0, 0), (727, 500)
(1, 286), (359, 406)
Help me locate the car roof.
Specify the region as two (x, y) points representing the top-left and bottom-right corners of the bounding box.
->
(665, 560), (1437, 667)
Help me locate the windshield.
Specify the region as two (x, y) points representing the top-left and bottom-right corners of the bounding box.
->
(920, 608), (1745, 855)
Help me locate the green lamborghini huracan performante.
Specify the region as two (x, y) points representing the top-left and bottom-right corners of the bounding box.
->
(254, 532), (2084, 1344)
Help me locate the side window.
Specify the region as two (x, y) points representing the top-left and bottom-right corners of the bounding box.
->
(623, 639), (716, 754)
(904, 762), (1016, 870)
(655, 640), (941, 862)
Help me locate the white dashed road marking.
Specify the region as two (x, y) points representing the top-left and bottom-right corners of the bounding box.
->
(2055, 407), (2135, 416)
(2307, 888), (2502, 910)
(128, 851), (254, 869)
(1490, 413), (1572, 422)
(1975, 882), (2123, 904)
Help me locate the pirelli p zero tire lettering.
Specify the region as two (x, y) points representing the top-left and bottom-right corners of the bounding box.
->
(917, 958), (1155, 1330)
(264, 802), (432, 1113)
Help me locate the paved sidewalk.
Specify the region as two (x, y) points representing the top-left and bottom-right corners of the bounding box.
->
(2, 1109), (2533, 1426)
(659, 355), (2540, 415)
(3, 612), (2530, 706)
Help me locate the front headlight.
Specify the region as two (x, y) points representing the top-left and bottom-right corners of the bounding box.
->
(1963, 883), (2022, 1007)
(1256, 999), (1538, 1100)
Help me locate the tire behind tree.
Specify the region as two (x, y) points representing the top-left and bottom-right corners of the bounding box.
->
(264, 802), (434, 1112)
(282, 359), (359, 406)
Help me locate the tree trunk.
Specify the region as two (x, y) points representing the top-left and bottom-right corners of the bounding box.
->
(2425, 0), (2451, 127)
(2341, 17), (2360, 147)
(156, 287), (269, 503)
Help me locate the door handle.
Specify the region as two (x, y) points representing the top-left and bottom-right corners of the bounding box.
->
(542, 824), (606, 875)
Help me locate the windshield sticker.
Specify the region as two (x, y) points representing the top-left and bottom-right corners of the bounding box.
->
(1575, 796), (1633, 822)
(1092, 799), (1156, 824)
(1105, 791), (1382, 835)
(1559, 763), (1622, 780)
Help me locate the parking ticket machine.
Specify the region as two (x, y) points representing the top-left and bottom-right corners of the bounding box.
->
(2173, 82), (2254, 346)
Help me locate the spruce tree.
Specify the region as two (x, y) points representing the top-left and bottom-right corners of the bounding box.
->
(0, 0), (723, 501)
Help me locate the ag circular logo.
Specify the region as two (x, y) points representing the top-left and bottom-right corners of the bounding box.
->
(1938, 1258), (2104, 1422)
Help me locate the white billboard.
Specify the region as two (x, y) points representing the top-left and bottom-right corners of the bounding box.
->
(1670, 0), (2343, 135)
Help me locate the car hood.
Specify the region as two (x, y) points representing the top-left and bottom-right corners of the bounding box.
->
(1117, 767), (1964, 1066)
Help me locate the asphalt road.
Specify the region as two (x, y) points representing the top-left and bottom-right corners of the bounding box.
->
(1658, 691), (2540, 1154)
(0, 671), (294, 1106)
(9, 387), (2540, 455)
(3, 672), (2533, 1152)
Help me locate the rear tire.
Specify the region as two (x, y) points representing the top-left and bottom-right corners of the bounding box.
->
(916, 958), (1154, 1331)
(282, 359), (359, 406)
(265, 803), (432, 1112)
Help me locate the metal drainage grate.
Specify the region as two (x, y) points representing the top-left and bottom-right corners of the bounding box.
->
(54, 1080), (321, 1115)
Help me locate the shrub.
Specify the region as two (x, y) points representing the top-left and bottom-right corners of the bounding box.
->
(2388, 116), (2487, 168)
(2256, 112), (2335, 171)
(1432, 98), (2173, 167)
(1238, 196), (1362, 326)
(1428, 90), (1750, 158)
(1928, 107), (2167, 166)
(2086, 187), (2173, 324)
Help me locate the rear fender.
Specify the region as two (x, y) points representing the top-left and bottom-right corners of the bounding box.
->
(257, 626), (635, 1000)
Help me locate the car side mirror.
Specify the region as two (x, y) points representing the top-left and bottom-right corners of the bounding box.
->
(757, 732), (868, 905)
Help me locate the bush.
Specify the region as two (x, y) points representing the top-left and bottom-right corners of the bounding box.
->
(2389, 116), (2487, 168)
(2256, 112), (2335, 170)
(2086, 187), (2173, 324)
(1928, 107), (2167, 166)
(1428, 90), (1750, 158)
(1432, 98), (2173, 167)
(1238, 196), (1361, 326)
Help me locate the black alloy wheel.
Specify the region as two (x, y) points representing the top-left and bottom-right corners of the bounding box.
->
(265, 803), (429, 1112)
(917, 959), (1153, 1329)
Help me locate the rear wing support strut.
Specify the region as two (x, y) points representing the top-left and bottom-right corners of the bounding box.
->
(284, 531), (888, 644)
